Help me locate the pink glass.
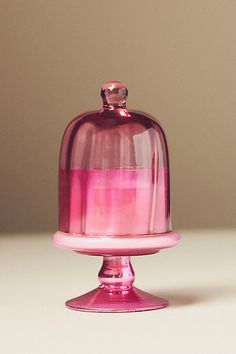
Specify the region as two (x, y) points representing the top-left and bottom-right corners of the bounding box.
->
(53, 81), (180, 312)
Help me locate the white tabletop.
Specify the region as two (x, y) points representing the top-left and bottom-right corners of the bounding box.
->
(1, 230), (235, 354)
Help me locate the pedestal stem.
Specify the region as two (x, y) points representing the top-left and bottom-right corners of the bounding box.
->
(98, 256), (135, 290)
(65, 255), (168, 312)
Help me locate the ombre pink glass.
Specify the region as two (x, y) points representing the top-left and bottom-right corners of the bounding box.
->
(53, 81), (180, 312)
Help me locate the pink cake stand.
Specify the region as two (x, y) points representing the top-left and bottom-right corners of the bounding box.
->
(54, 81), (180, 312)
(53, 231), (180, 312)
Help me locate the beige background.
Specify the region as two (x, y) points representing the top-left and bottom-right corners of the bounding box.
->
(0, 0), (235, 232)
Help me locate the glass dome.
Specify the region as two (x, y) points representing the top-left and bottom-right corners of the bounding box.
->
(58, 81), (171, 237)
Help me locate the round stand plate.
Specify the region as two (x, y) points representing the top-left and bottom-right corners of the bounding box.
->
(53, 231), (180, 256)
(65, 286), (168, 313)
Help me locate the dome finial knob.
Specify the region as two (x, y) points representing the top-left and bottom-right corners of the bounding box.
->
(101, 80), (128, 108)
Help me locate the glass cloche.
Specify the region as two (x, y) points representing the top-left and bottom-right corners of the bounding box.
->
(53, 81), (180, 312)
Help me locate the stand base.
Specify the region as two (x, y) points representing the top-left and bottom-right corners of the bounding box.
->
(65, 286), (168, 313)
